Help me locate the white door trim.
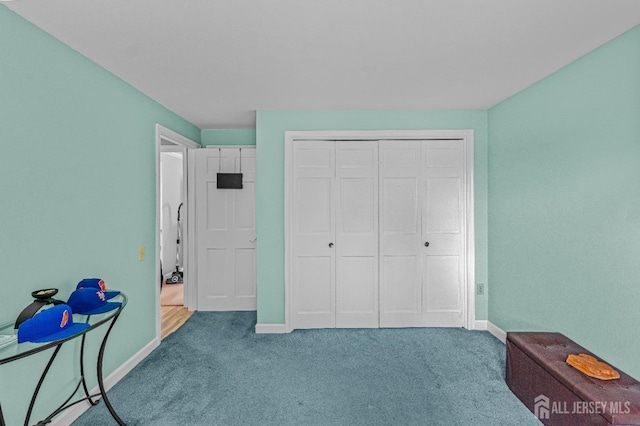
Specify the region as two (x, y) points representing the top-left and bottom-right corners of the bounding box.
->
(284, 130), (475, 332)
(155, 124), (200, 341)
(157, 125), (201, 149)
(205, 145), (257, 149)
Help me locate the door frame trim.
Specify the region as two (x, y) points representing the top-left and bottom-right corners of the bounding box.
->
(284, 130), (475, 331)
(155, 124), (200, 341)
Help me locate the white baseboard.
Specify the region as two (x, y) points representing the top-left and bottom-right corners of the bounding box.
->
(255, 323), (288, 334)
(256, 321), (501, 337)
(473, 320), (488, 331)
(487, 321), (507, 343)
(51, 336), (160, 426)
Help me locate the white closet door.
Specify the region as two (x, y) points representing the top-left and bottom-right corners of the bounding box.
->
(292, 141), (336, 328)
(378, 141), (422, 327)
(194, 147), (257, 311)
(421, 140), (465, 327)
(379, 139), (466, 328)
(335, 142), (379, 328)
(290, 137), (467, 330)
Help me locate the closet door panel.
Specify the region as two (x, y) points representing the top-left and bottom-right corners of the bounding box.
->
(292, 141), (336, 328)
(340, 178), (376, 233)
(423, 256), (461, 312)
(335, 142), (379, 328)
(425, 178), (461, 234)
(336, 256), (377, 322)
(421, 140), (465, 327)
(296, 257), (334, 312)
(380, 255), (420, 327)
(382, 178), (418, 233)
(296, 178), (332, 235)
(379, 141), (422, 327)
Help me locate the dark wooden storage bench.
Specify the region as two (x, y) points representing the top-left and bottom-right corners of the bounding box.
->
(506, 332), (640, 426)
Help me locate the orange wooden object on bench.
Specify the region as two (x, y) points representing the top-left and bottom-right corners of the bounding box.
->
(506, 332), (640, 426)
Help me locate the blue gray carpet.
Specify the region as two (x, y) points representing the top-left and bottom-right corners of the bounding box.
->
(73, 312), (541, 425)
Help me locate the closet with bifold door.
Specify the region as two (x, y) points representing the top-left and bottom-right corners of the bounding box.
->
(291, 138), (467, 330)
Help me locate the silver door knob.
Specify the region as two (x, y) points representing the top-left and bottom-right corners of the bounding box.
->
(329, 243), (334, 248)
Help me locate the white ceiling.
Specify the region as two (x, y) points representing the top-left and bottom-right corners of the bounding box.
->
(5, 0), (640, 129)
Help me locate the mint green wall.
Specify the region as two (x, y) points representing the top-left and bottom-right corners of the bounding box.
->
(488, 26), (640, 379)
(201, 129), (256, 146)
(255, 110), (489, 324)
(0, 6), (200, 424)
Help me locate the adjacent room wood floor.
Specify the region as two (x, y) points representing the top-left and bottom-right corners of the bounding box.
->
(161, 305), (192, 340)
(160, 283), (192, 340)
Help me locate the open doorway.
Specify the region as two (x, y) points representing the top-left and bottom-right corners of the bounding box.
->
(160, 151), (185, 298)
(156, 125), (199, 339)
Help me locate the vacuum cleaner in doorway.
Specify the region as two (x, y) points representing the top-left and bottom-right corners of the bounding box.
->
(166, 202), (184, 284)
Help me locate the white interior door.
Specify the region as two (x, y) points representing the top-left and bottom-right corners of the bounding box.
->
(335, 142), (379, 328)
(292, 141), (336, 328)
(194, 147), (256, 311)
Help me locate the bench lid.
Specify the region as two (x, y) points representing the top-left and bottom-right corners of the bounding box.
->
(507, 332), (640, 425)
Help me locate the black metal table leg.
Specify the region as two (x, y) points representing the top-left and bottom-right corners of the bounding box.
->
(0, 401), (6, 426)
(79, 331), (99, 406)
(96, 312), (126, 425)
(24, 345), (62, 426)
(39, 377), (87, 425)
